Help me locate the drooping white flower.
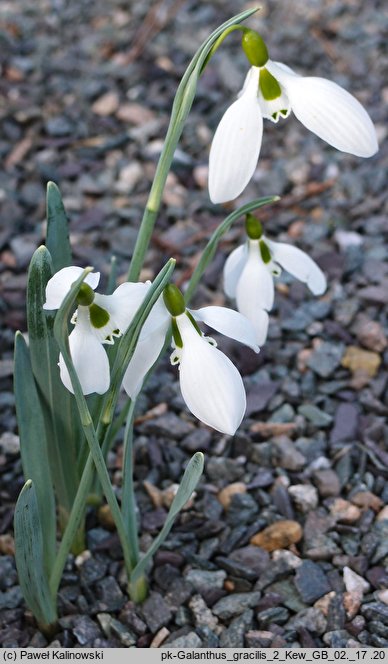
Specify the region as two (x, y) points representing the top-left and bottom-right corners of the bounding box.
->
(223, 218), (327, 345)
(44, 266), (150, 395)
(122, 285), (259, 435)
(209, 35), (378, 204)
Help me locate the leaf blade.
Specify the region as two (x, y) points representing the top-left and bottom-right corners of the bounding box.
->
(14, 480), (57, 630)
(130, 452), (204, 584)
(46, 181), (72, 272)
(27, 245), (85, 541)
(14, 332), (57, 574)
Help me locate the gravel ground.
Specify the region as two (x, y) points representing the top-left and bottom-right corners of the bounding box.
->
(0, 0), (387, 649)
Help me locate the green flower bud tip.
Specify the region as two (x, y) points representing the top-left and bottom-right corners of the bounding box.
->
(259, 67), (282, 101)
(241, 30), (268, 67)
(89, 303), (110, 328)
(77, 282), (95, 306)
(163, 284), (186, 317)
(245, 214), (263, 240)
(259, 239), (272, 265)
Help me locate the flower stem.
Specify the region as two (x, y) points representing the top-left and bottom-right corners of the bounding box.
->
(121, 400), (139, 564)
(126, 8), (258, 283)
(50, 454), (94, 596)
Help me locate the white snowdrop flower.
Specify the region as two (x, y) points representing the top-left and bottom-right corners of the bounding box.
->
(123, 285), (259, 435)
(44, 266), (151, 395)
(223, 215), (327, 344)
(209, 30), (378, 203)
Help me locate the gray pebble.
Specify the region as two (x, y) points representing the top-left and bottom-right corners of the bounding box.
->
(141, 592), (172, 633)
(294, 561), (331, 603)
(212, 592), (261, 620)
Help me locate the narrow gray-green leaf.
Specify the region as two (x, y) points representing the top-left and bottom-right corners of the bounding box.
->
(14, 480), (57, 630)
(130, 452), (204, 584)
(27, 246), (84, 541)
(46, 181), (72, 272)
(185, 195), (280, 304)
(14, 332), (56, 574)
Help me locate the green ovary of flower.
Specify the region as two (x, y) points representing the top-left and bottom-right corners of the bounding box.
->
(241, 30), (268, 67)
(89, 303), (110, 328)
(245, 214), (263, 240)
(77, 282), (95, 306)
(163, 284), (186, 316)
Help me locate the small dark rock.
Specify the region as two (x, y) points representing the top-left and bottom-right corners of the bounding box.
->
(73, 616), (102, 645)
(330, 403), (359, 444)
(141, 592), (173, 633)
(307, 342), (344, 378)
(257, 606), (290, 627)
(219, 609), (253, 647)
(294, 561), (331, 603)
(95, 576), (125, 612)
(212, 592), (261, 620)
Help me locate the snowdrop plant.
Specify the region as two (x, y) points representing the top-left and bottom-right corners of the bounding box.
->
(12, 9), (276, 633)
(12, 8), (377, 635)
(223, 214), (327, 344)
(209, 29), (378, 203)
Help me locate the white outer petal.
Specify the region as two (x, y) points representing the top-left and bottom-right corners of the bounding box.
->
(176, 315), (246, 435)
(223, 244), (248, 298)
(209, 67), (263, 203)
(268, 240), (327, 295)
(122, 320), (170, 398)
(234, 241), (273, 345)
(191, 306), (259, 353)
(267, 60), (378, 157)
(236, 241), (274, 311)
(58, 308), (110, 395)
(43, 266), (100, 310)
(95, 282), (150, 333)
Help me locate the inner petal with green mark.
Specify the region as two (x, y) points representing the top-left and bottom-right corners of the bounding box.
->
(88, 304), (121, 344)
(258, 68), (291, 123)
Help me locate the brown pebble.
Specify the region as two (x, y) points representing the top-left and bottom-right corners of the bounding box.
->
(351, 491), (384, 512)
(341, 345), (381, 377)
(143, 481), (163, 509)
(343, 590), (362, 619)
(355, 318), (387, 353)
(218, 482), (246, 509)
(250, 520), (303, 552)
(313, 469), (341, 497)
(250, 422), (297, 436)
(329, 498), (361, 524)
(314, 591), (336, 616)
(224, 580), (235, 592)
(377, 506), (388, 521)
(0, 534), (15, 555)
(150, 627), (170, 648)
(92, 91), (120, 116)
(97, 504), (115, 530)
